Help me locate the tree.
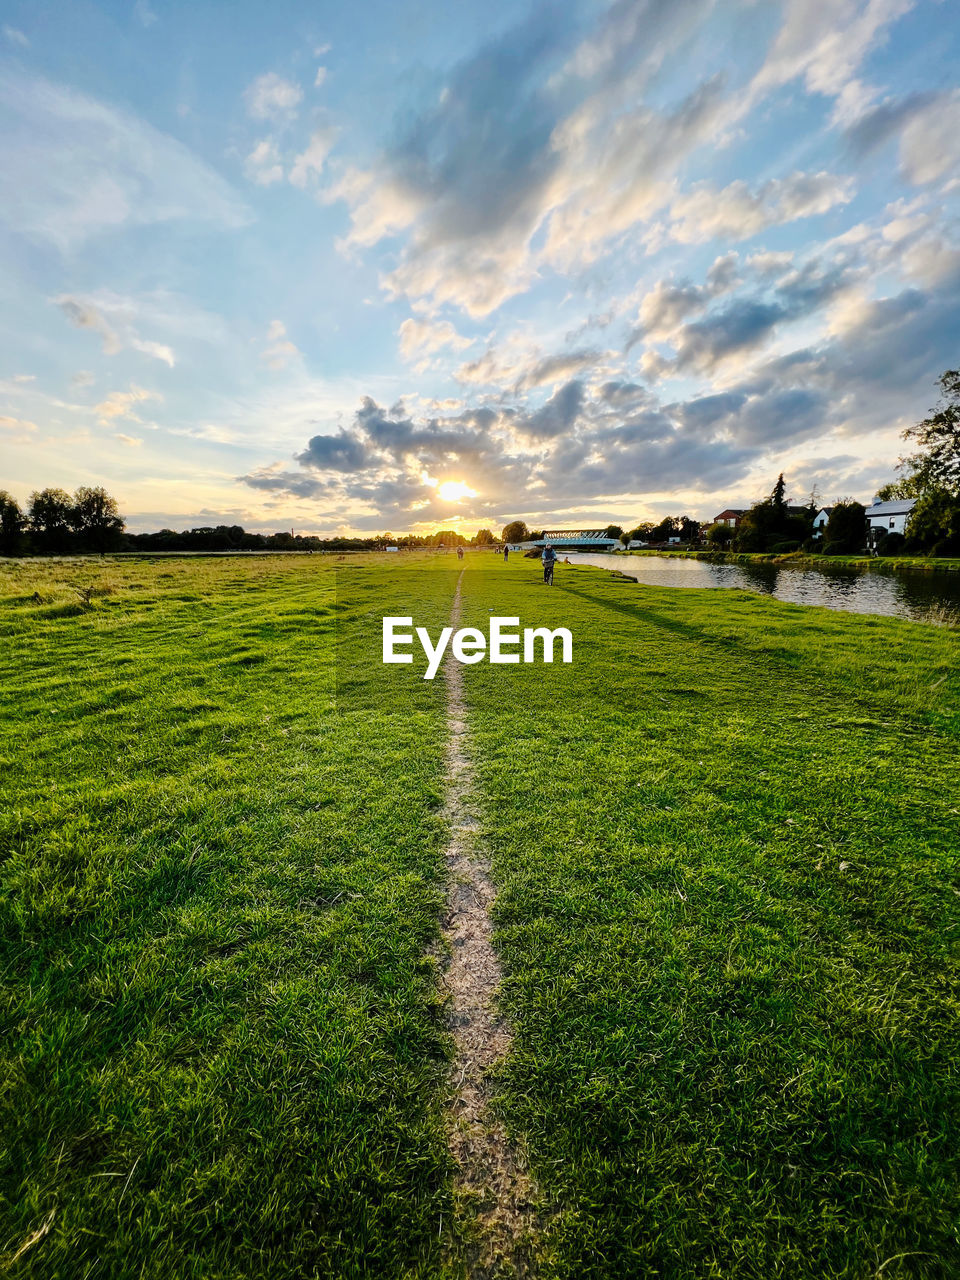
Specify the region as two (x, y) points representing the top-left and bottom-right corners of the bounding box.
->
(905, 489), (960, 556)
(678, 516), (701, 543)
(0, 491), (25, 555)
(734, 474), (809, 551)
(901, 369), (960, 495)
(501, 520), (528, 543)
(626, 522), (655, 545)
(822, 500), (866, 555)
(475, 528), (496, 546)
(649, 516), (680, 542)
(69, 485), (125, 551)
(705, 521), (734, 547)
(603, 524), (623, 540)
(29, 488), (74, 552)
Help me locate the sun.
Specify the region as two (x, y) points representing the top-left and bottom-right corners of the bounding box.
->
(436, 480), (476, 502)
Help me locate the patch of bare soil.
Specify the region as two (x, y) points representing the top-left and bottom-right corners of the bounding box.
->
(440, 572), (542, 1278)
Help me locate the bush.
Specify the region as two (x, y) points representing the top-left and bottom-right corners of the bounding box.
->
(877, 532), (906, 556)
(822, 540), (856, 556)
(770, 540), (801, 553)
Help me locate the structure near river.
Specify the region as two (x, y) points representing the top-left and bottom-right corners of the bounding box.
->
(539, 529), (621, 549)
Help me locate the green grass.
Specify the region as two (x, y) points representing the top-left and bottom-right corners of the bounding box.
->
(0, 554), (461, 1278)
(2, 552), (959, 1278)
(458, 557), (960, 1279)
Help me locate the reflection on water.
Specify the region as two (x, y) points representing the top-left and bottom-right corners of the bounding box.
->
(565, 552), (960, 626)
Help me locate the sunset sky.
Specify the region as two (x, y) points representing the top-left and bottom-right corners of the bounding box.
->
(2, 0), (959, 534)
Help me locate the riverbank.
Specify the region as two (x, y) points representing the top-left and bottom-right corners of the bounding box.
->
(620, 548), (960, 573)
(2, 552), (958, 1277)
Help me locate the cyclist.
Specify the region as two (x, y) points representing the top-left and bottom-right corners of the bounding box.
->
(541, 542), (557, 585)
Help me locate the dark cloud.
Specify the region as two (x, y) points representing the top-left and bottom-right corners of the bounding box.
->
(520, 379), (585, 440)
(296, 429), (371, 472)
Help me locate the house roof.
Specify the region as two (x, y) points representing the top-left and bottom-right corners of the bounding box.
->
(815, 506), (833, 517)
(867, 499), (916, 517)
(713, 508), (745, 518)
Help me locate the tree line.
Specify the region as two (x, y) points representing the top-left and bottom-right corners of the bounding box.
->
(0, 487), (508, 556)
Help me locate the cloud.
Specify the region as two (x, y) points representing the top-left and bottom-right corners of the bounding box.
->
(261, 320), (301, 369)
(314, 67), (327, 88)
(330, 5), (712, 315)
(244, 73), (302, 121)
(748, 0), (915, 121)
(245, 139), (283, 186)
(289, 125), (336, 188)
(0, 415), (37, 431)
(456, 336), (607, 392)
(664, 172), (854, 245)
(897, 90), (960, 186)
(3, 25), (29, 46)
(56, 294), (176, 366)
(72, 371), (95, 387)
(0, 71), (250, 250)
(296, 429), (371, 473)
(94, 385), (158, 423)
(398, 317), (471, 365)
(115, 432), (144, 446)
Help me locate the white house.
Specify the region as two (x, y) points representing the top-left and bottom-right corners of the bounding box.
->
(866, 498), (915, 540)
(812, 506), (833, 536)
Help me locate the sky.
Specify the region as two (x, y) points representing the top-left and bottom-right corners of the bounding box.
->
(1, 0), (959, 536)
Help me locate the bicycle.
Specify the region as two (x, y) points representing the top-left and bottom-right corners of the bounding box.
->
(543, 560), (555, 586)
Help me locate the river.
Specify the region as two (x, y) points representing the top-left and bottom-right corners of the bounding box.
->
(564, 552), (960, 626)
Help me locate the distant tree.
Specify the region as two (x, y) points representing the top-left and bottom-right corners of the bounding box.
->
(678, 516), (701, 543)
(822, 500), (866, 555)
(475, 528), (496, 545)
(29, 487), (74, 552)
(0, 490), (25, 555)
(705, 521), (735, 547)
(501, 520), (528, 543)
(603, 524), (623, 540)
(70, 486), (125, 551)
(528, 529), (544, 541)
(734, 474), (809, 551)
(626, 522), (655, 545)
(649, 516), (680, 542)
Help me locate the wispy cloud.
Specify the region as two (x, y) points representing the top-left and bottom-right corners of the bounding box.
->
(244, 72), (302, 121)
(261, 320), (301, 369)
(0, 71), (250, 250)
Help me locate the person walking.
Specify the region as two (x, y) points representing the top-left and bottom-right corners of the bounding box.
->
(457, 545), (464, 560)
(503, 545), (509, 562)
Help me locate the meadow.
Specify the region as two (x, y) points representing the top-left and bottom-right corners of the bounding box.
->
(1, 552), (958, 1278)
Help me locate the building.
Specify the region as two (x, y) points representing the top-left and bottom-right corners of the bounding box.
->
(812, 507), (833, 536)
(713, 508), (746, 527)
(866, 498), (915, 542)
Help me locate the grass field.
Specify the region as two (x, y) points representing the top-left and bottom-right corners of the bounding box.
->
(2, 552), (958, 1278)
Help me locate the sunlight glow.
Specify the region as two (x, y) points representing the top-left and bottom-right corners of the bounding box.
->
(436, 480), (476, 502)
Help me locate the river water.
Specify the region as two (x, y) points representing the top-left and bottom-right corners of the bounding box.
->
(564, 552), (960, 626)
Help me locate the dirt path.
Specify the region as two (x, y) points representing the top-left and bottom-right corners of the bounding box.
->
(440, 571), (541, 1277)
